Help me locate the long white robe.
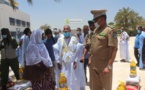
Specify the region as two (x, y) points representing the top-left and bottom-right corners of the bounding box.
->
(22, 35), (30, 66)
(138, 31), (145, 69)
(18, 35), (30, 67)
(119, 31), (130, 61)
(74, 43), (86, 90)
(18, 35), (25, 67)
(75, 33), (85, 44)
(53, 36), (85, 90)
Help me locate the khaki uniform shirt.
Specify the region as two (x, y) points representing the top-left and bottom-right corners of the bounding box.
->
(84, 32), (94, 54)
(90, 26), (118, 70)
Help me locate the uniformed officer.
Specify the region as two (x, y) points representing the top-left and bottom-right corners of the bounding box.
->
(89, 9), (118, 90)
(80, 20), (95, 86)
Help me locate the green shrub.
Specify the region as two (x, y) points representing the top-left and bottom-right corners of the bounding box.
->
(126, 30), (137, 36)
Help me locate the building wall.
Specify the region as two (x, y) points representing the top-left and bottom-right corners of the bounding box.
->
(0, 3), (30, 39)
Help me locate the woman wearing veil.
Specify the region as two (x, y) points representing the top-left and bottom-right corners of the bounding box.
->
(25, 29), (55, 90)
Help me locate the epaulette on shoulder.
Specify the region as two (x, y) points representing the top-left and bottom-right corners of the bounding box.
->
(106, 26), (112, 32)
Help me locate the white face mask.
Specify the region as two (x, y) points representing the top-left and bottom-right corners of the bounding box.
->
(94, 22), (100, 29)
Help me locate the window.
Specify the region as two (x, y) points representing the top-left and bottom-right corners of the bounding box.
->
(27, 22), (30, 27)
(11, 31), (16, 38)
(3, 1), (10, 6)
(22, 21), (25, 27)
(9, 17), (15, 26)
(16, 19), (21, 26)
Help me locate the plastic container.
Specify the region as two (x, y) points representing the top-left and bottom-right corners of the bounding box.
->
(126, 85), (139, 90)
(19, 67), (23, 80)
(59, 73), (69, 90)
(130, 60), (137, 77)
(117, 82), (126, 90)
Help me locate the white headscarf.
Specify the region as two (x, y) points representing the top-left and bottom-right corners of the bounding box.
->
(25, 29), (53, 67)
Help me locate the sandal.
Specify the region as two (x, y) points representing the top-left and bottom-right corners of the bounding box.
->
(7, 81), (15, 88)
(120, 59), (126, 62)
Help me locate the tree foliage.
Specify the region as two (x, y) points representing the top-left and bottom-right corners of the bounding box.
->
(9, 0), (60, 9)
(40, 24), (51, 30)
(114, 7), (145, 31)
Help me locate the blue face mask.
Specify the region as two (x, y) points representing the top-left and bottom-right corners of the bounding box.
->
(119, 29), (122, 32)
(137, 30), (141, 34)
(41, 40), (45, 44)
(2, 35), (7, 39)
(63, 32), (70, 37)
(55, 34), (59, 38)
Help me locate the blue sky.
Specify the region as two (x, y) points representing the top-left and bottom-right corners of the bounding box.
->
(17, 0), (145, 30)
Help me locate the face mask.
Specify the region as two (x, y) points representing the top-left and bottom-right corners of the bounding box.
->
(94, 22), (100, 29)
(55, 34), (59, 38)
(63, 32), (70, 37)
(2, 35), (7, 39)
(41, 40), (44, 44)
(119, 29), (122, 32)
(137, 30), (141, 34)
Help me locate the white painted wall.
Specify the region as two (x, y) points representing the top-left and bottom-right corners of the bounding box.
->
(0, 3), (30, 39)
(0, 4), (30, 31)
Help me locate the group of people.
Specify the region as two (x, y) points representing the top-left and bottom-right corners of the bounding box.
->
(119, 26), (145, 69)
(119, 27), (130, 62)
(2, 9), (138, 90)
(134, 26), (145, 69)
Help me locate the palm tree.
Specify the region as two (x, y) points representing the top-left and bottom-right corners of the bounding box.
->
(108, 22), (115, 28)
(114, 7), (145, 31)
(9, 0), (60, 9)
(114, 7), (134, 29)
(40, 24), (51, 30)
(127, 10), (138, 30)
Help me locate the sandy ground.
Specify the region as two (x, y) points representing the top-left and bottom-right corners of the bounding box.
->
(85, 37), (145, 90)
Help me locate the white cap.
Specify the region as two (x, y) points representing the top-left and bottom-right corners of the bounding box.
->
(53, 28), (59, 33)
(91, 9), (107, 19)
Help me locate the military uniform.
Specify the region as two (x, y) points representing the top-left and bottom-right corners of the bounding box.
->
(84, 32), (94, 51)
(89, 26), (118, 90)
(83, 32), (94, 88)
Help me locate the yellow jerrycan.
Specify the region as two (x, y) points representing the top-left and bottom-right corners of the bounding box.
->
(130, 60), (137, 77)
(59, 73), (69, 90)
(19, 66), (24, 80)
(117, 82), (126, 90)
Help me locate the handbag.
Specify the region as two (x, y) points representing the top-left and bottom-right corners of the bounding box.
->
(23, 61), (48, 81)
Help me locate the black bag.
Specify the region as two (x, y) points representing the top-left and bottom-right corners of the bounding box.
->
(23, 61), (48, 81)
